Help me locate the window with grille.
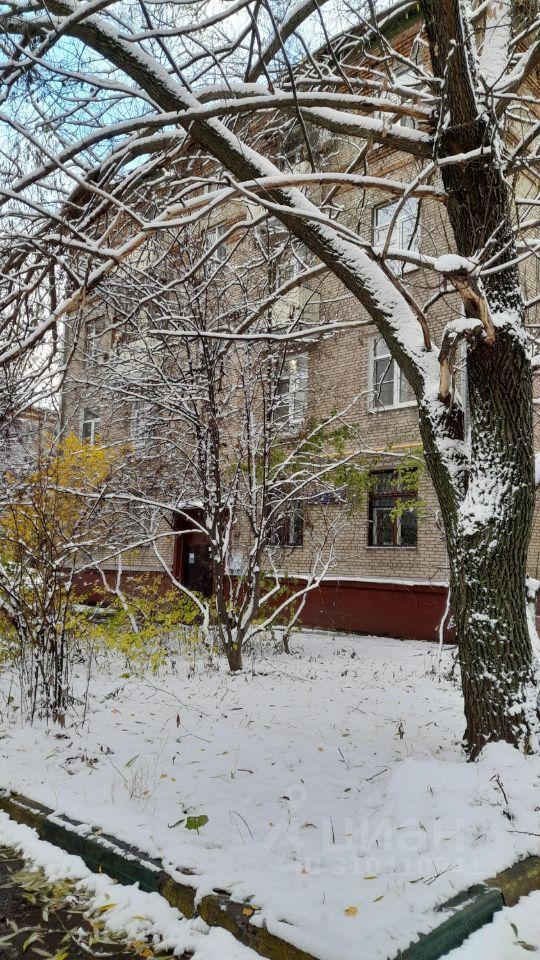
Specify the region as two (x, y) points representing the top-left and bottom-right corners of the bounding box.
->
(371, 336), (414, 410)
(373, 198), (420, 274)
(81, 407), (100, 444)
(274, 353), (308, 428)
(368, 470), (417, 547)
(268, 501), (304, 548)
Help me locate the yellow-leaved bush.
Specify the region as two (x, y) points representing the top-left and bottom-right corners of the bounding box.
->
(81, 577), (204, 672)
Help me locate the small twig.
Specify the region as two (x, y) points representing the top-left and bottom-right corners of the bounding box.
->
(229, 810), (253, 841)
(366, 767), (388, 781)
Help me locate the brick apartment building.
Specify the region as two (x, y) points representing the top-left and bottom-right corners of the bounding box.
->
(60, 4), (540, 642)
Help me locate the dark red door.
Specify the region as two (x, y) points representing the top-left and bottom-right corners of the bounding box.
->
(181, 534), (213, 597)
(173, 511), (214, 598)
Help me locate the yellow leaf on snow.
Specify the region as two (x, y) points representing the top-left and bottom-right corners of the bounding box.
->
(344, 906), (358, 917)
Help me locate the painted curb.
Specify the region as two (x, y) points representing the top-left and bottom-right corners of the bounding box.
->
(0, 789), (536, 960)
(394, 885), (503, 960)
(0, 790), (316, 960)
(485, 856), (540, 908)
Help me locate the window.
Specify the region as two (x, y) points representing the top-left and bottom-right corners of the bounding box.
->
(81, 407), (100, 444)
(85, 321), (100, 364)
(131, 400), (154, 447)
(376, 65), (418, 129)
(274, 353), (308, 428)
(275, 254), (297, 290)
(373, 198), (420, 274)
(368, 470), (417, 548)
(207, 224), (228, 263)
(268, 501), (304, 548)
(371, 337), (414, 410)
(272, 240), (310, 291)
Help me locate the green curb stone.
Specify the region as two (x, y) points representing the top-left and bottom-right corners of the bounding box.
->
(394, 885), (504, 960)
(0, 789), (531, 960)
(0, 791), (162, 891)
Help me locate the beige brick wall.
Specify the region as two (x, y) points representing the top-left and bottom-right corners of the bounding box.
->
(60, 18), (540, 591)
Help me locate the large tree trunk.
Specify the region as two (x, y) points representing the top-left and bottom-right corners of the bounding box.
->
(420, 0), (539, 755)
(448, 330), (536, 758)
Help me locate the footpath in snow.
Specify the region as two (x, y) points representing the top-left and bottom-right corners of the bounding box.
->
(1, 631), (540, 960)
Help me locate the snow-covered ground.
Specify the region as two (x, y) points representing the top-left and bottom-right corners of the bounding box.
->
(1, 631), (540, 960)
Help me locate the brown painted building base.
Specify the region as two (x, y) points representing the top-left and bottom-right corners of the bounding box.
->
(297, 577), (450, 641)
(73, 568), (453, 642)
(72, 568), (173, 604)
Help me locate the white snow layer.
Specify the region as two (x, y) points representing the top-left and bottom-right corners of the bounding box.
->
(1, 633), (540, 960)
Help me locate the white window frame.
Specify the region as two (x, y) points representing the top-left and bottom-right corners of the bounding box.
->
(81, 407), (100, 444)
(375, 64), (418, 129)
(369, 337), (416, 412)
(131, 399), (154, 447)
(373, 198), (420, 275)
(85, 320), (101, 364)
(207, 224), (228, 263)
(274, 352), (309, 429)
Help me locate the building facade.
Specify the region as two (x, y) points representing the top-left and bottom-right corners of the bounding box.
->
(60, 7), (540, 642)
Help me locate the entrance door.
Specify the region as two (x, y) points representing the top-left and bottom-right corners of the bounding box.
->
(182, 534), (213, 597)
(173, 510), (213, 598)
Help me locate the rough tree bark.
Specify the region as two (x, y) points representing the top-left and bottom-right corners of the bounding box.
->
(421, 0), (538, 758)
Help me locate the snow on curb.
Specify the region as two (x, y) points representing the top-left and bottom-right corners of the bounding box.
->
(0, 810), (257, 960)
(0, 790), (317, 960)
(0, 788), (528, 960)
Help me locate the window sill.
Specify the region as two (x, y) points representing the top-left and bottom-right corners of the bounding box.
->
(269, 545), (304, 551)
(275, 422), (305, 437)
(368, 402), (416, 413)
(366, 545), (418, 550)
